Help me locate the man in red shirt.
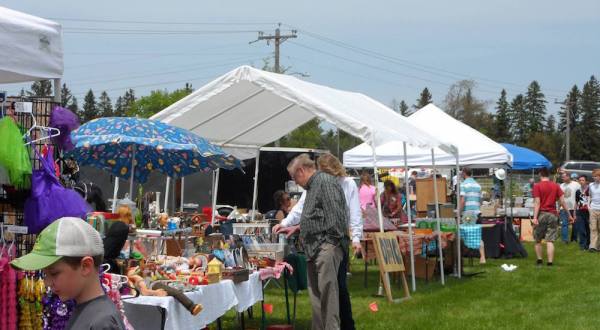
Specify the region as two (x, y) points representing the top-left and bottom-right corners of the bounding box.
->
(533, 168), (573, 266)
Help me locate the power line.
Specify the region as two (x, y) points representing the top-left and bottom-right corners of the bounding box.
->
(251, 24), (297, 73)
(71, 55), (268, 85)
(63, 27), (259, 35)
(286, 25), (568, 98)
(51, 17), (277, 26)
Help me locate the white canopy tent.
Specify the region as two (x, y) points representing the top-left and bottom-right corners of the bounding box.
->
(0, 6), (63, 100)
(343, 104), (513, 168)
(152, 65), (457, 290)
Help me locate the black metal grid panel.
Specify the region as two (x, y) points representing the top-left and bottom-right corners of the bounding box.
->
(1, 96), (58, 256)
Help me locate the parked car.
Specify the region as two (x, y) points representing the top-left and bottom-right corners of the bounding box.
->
(560, 161), (600, 179)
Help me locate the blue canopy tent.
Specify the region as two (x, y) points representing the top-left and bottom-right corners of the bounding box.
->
(501, 143), (552, 170)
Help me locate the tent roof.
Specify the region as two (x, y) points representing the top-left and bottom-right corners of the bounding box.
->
(343, 104), (512, 168)
(0, 6), (63, 83)
(500, 143), (552, 170)
(151, 66), (455, 160)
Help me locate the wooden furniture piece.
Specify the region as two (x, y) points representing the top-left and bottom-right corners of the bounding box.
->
(416, 177), (447, 212)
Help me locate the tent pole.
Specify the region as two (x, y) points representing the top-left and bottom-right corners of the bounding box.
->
(251, 149), (261, 221)
(129, 146), (136, 199)
(164, 177), (171, 214)
(372, 138), (393, 295)
(403, 142), (416, 291)
(455, 152), (462, 278)
(431, 148), (445, 285)
(180, 177), (185, 212)
(211, 168), (220, 225)
(112, 177), (119, 212)
(53, 78), (61, 103)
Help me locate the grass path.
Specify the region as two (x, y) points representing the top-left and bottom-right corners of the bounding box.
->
(220, 242), (599, 329)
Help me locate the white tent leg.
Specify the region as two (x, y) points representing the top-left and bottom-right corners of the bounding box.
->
(211, 168), (220, 225)
(251, 149), (261, 221)
(455, 154), (462, 278)
(403, 142), (416, 292)
(164, 177), (171, 214)
(180, 177), (185, 212)
(431, 148), (445, 285)
(372, 139), (392, 296)
(129, 146), (136, 198)
(112, 177), (119, 212)
(53, 78), (61, 103)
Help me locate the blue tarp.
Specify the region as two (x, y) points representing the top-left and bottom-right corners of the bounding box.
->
(501, 143), (552, 170)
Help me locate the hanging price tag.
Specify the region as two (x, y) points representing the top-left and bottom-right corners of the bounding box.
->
(4, 225), (28, 234)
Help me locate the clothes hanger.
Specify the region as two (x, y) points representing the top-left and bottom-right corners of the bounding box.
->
(14, 103), (60, 145)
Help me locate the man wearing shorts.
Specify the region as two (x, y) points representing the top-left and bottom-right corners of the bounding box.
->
(533, 168), (573, 266)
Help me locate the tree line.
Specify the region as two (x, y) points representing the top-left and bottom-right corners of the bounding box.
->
(24, 74), (600, 166)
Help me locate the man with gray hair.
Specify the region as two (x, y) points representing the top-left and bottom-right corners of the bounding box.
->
(274, 153), (349, 330)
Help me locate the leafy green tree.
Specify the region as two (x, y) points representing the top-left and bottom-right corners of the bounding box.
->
(128, 86), (193, 118)
(97, 91), (113, 117)
(279, 119), (323, 149)
(524, 80), (547, 134)
(81, 89), (98, 123)
(494, 89), (511, 142)
(444, 80), (488, 130)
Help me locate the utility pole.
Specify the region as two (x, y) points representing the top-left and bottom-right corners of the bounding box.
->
(555, 99), (570, 162)
(251, 23), (297, 73)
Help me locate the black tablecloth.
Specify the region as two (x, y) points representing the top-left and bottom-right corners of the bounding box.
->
(481, 221), (528, 259)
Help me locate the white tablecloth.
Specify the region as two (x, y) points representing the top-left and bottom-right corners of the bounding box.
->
(124, 272), (263, 330)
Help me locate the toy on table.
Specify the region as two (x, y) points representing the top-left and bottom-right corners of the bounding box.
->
(126, 267), (202, 316)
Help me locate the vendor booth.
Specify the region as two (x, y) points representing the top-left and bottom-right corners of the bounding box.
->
(151, 66), (458, 294)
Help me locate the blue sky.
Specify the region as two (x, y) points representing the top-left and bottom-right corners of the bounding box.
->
(2, 0), (599, 117)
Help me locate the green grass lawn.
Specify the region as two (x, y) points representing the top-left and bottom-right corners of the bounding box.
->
(219, 242), (599, 329)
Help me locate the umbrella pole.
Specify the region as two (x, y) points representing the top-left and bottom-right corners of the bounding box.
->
(431, 148), (445, 285)
(112, 177), (119, 212)
(164, 177), (171, 214)
(180, 177), (185, 212)
(211, 169), (220, 225)
(129, 146), (136, 198)
(403, 142), (416, 291)
(251, 149), (260, 221)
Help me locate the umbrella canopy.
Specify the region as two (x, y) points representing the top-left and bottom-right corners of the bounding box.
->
(500, 143), (552, 170)
(69, 117), (241, 183)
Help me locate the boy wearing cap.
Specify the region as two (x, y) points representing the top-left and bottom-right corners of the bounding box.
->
(12, 217), (125, 330)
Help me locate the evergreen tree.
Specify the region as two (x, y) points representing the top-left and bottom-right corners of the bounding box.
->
(81, 90), (98, 123)
(391, 99), (412, 116)
(60, 83), (78, 113)
(414, 87), (432, 110)
(546, 114), (557, 134)
(524, 80), (547, 135)
(123, 89), (136, 115)
(97, 91), (113, 117)
(114, 96), (125, 117)
(399, 100), (411, 116)
(28, 80), (52, 97)
(578, 76), (600, 160)
(510, 94), (528, 144)
(494, 89), (511, 142)
(183, 83), (193, 93)
(558, 85), (580, 132)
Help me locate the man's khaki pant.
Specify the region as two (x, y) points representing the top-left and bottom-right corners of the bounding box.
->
(589, 210), (600, 249)
(307, 243), (343, 330)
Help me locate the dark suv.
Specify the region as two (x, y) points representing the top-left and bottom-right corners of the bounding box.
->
(560, 161), (600, 179)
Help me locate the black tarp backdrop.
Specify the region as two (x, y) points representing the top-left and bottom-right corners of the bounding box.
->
(218, 151), (320, 213)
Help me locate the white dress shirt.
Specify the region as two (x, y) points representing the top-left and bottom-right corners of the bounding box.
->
(281, 176), (363, 243)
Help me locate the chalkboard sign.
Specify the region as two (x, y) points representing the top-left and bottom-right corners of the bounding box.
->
(372, 232), (410, 302)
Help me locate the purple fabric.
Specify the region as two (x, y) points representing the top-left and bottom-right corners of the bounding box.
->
(49, 106), (80, 152)
(24, 148), (90, 234)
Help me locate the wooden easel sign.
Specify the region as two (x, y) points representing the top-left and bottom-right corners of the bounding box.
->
(372, 232), (411, 303)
